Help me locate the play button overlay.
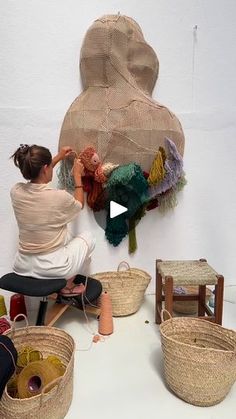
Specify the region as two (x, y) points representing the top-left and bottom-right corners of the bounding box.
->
(93, 187), (146, 233)
(110, 201), (127, 219)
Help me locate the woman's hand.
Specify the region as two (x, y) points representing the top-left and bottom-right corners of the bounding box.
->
(59, 146), (74, 160)
(72, 158), (85, 178)
(52, 146), (74, 168)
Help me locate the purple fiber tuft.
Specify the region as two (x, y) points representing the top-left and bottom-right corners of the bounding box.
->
(148, 137), (183, 198)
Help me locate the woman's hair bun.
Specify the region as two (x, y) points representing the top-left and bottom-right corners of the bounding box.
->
(19, 144), (30, 152)
(11, 144), (52, 180)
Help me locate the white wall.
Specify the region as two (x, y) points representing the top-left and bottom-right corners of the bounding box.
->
(1, 0), (236, 300)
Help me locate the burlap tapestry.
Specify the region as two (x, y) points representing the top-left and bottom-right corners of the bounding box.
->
(58, 14), (185, 171)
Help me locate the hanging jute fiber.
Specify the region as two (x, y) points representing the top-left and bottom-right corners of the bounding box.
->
(159, 310), (236, 406)
(59, 14), (185, 172)
(0, 317), (75, 419)
(92, 262), (151, 316)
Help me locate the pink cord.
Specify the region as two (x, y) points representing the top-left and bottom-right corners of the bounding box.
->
(77, 276), (106, 349)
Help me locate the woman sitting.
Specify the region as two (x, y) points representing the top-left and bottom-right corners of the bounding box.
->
(10, 143), (95, 296)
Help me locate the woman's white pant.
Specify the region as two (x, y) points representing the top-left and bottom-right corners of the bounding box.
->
(13, 231), (95, 280)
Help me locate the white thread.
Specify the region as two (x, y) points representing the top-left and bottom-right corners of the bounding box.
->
(192, 25), (198, 110)
(77, 276), (106, 351)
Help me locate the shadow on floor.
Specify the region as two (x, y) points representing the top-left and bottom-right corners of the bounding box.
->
(149, 346), (165, 383)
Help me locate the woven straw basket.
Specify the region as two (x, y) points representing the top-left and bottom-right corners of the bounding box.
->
(172, 286), (212, 314)
(92, 261), (151, 316)
(0, 316), (75, 419)
(159, 310), (236, 406)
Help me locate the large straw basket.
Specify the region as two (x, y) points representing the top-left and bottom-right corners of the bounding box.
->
(0, 316), (75, 419)
(160, 310), (236, 407)
(92, 261), (151, 316)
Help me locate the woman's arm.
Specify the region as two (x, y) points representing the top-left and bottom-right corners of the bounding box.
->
(52, 147), (85, 207)
(72, 158), (85, 208)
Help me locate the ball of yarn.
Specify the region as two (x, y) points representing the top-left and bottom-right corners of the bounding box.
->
(0, 317), (11, 334)
(79, 146), (99, 172)
(102, 162), (119, 177)
(17, 346), (43, 368)
(17, 360), (60, 399)
(46, 355), (66, 376)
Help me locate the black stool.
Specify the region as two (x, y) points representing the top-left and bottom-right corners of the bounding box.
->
(0, 273), (102, 326)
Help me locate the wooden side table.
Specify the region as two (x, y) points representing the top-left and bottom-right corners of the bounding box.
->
(155, 258), (224, 325)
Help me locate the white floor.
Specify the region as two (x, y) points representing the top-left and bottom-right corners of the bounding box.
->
(25, 295), (235, 419)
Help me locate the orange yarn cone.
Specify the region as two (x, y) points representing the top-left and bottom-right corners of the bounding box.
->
(98, 291), (113, 335)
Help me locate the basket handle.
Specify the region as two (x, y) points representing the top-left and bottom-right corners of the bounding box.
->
(117, 261), (131, 272)
(8, 314), (29, 338)
(39, 377), (62, 406)
(160, 309), (172, 323)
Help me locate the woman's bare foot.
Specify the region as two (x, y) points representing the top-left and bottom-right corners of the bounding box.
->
(60, 283), (86, 297)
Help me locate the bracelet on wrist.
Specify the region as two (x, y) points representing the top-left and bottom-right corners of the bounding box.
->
(74, 185), (83, 189)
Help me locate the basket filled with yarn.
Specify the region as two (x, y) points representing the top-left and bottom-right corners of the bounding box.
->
(0, 315), (75, 419)
(159, 309), (236, 407)
(92, 261), (151, 316)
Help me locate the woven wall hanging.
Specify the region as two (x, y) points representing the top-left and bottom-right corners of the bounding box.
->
(58, 14), (186, 252)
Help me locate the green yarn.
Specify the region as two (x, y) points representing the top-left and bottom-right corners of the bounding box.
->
(106, 163), (149, 216)
(174, 173), (187, 192)
(57, 159), (187, 249)
(105, 163), (149, 247)
(157, 174), (187, 214)
(105, 214), (128, 246)
(158, 189), (178, 213)
(128, 205), (146, 253)
(128, 218), (137, 254)
(157, 173), (187, 213)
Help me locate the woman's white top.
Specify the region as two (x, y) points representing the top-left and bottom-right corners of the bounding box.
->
(10, 182), (82, 255)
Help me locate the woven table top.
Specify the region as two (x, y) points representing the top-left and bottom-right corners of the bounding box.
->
(157, 260), (219, 285)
